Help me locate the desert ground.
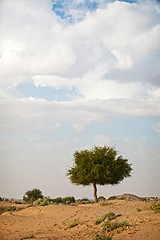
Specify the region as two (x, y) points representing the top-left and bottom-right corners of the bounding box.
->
(0, 195), (160, 240)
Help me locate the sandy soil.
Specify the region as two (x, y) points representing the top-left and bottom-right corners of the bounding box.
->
(0, 200), (160, 240)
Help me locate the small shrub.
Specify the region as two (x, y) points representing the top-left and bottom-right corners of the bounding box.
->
(51, 196), (75, 204)
(33, 197), (49, 206)
(107, 196), (117, 200)
(136, 208), (142, 212)
(39, 198), (49, 206)
(62, 196), (75, 204)
(94, 233), (112, 240)
(14, 200), (23, 204)
(33, 198), (42, 206)
(102, 220), (129, 232)
(98, 200), (110, 206)
(67, 219), (79, 229)
(5, 206), (17, 212)
(95, 215), (107, 225)
(141, 198), (147, 202)
(151, 201), (160, 213)
(94, 212), (117, 225)
(98, 196), (106, 202)
(20, 235), (35, 240)
(52, 197), (62, 204)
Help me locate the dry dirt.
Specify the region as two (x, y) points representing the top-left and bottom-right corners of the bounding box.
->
(0, 199), (160, 240)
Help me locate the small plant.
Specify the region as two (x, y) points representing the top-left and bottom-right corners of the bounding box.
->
(94, 212), (117, 225)
(102, 219), (129, 232)
(136, 208), (142, 212)
(39, 198), (49, 206)
(33, 197), (49, 206)
(151, 201), (160, 213)
(5, 206), (17, 212)
(98, 200), (110, 206)
(62, 196), (75, 204)
(15, 200), (23, 204)
(98, 196), (106, 201)
(67, 219), (79, 229)
(141, 198), (147, 202)
(95, 215), (107, 225)
(51, 196), (75, 204)
(94, 233), (112, 240)
(107, 196), (117, 200)
(33, 198), (42, 206)
(20, 235), (35, 240)
(52, 197), (62, 204)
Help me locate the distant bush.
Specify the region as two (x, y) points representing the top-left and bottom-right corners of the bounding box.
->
(80, 198), (90, 201)
(0, 197), (4, 201)
(5, 206), (17, 212)
(98, 196), (106, 202)
(107, 196), (117, 200)
(33, 197), (50, 206)
(52, 196), (75, 204)
(141, 198), (147, 202)
(77, 198), (92, 204)
(14, 200), (23, 204)
(23, 188), (43, 204)
(52, 197), (62, 204)
(151, 201), (160, 213)
(62, 196), (75, 204)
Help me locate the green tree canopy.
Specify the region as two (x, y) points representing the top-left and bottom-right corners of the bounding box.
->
(67, 145), (132, 202)
(23, 188), (43, 203)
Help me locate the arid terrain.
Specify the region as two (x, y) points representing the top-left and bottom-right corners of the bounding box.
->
(0, 195), (160, 240)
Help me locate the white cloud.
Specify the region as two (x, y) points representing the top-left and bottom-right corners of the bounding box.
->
(0, 0), (160, 132)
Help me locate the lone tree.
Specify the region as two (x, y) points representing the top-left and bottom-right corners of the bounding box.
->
(67, 145), (132, 203)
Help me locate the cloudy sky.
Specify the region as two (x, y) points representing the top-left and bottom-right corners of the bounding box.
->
(0, 0), (160, 200)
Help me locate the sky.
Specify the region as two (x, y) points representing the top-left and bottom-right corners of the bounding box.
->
(0, 0), (160, 200)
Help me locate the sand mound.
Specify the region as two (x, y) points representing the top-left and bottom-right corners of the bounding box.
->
(0, 199), (160, 240)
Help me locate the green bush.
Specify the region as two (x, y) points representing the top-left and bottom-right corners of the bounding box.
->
(151, 201), (160, 213)
(102, 220), (129, 232)
(62, 196), (75, 204)
(136, 208), (141, 212)
(94, 233), (112, 240)
(33, 197), (49, 206)
(107, 196), (117, 200)
(52, 196), (75, 204)
(5, 206), (17, 212)
(141, 198), (147, 202)
(52, 197), (62, 204)
(40, 198), (49, 206)
(67, 219), (78, 229)
(98, 196), (106, 202)
(14, 200), (23, 204)
(23, 188), (43, 204)
(94, 212), (116, 225)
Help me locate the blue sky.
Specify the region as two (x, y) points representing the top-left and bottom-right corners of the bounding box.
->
(0, 0), (160, 199)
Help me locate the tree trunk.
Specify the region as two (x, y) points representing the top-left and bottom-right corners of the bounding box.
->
(93, 183), (98, 203)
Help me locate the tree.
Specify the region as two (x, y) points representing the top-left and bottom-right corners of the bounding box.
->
(23, 188), (43, 203)
(67, 145), (132, 203)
